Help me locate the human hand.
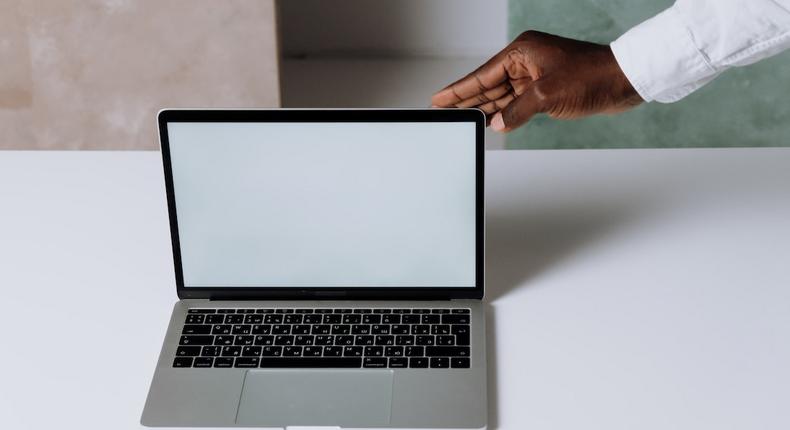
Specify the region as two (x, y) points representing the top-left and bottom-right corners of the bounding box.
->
(431, 31), (643, 132)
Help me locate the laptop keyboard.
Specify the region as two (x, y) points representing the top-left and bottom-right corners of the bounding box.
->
(173, 308), (471, 369)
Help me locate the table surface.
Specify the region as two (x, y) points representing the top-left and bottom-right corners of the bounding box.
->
(1, 148), (788, 430)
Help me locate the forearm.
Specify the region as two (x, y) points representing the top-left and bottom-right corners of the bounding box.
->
(611, 0), (790, 103)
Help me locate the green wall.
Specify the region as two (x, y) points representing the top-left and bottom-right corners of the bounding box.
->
(506, 0), (790, 149)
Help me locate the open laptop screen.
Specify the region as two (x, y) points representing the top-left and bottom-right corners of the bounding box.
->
(166, 118), (478, 289)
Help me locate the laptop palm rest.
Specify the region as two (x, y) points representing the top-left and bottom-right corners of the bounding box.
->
(236, 369), (394, 427)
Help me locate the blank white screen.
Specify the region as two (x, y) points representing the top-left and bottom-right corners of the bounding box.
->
(168, 121), (477, 287)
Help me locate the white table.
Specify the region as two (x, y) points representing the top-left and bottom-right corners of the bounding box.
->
(1, 149), (788, 430)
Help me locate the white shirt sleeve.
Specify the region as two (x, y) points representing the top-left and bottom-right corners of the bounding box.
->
(610, 0), (790, 103)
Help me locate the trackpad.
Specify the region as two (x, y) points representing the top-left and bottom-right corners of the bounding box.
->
(236, 369), (393, 427)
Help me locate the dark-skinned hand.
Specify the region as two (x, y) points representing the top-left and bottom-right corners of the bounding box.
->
(431, 31), (644, 132)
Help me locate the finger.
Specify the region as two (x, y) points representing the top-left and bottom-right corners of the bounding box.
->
(454, 82), (512, 108)
(478, 91), (517, 114)
(491, 90), (543, 132)
(431, 55), (509, 106)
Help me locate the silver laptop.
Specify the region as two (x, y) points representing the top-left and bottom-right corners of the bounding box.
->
(141, 109), (487, 429)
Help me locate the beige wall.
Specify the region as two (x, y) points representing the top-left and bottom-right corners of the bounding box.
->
(0, 0), (280, 150)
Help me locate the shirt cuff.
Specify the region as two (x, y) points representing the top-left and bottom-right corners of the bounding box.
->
(610, 6), (719, 103)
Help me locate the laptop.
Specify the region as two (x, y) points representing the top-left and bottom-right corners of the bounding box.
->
(141, 108), (487, 429)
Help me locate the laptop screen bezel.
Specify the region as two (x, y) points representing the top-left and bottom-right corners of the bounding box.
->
(159, 109), (484, 300)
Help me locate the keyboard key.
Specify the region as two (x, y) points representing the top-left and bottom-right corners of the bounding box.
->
(237, 309), (256, 314)
(402, 315), (421, 324)
(421, 315), (440, 324)
(176, 346), (201, 357)
(272, 325), (291, 334)
(455, 332), (470, 346)
(225, 314), (244, 324)
(353, 309), (372, 314)
(391, 325), (410, 335)
(180, 335), (214, 346)
(392, 309), (411, 314)
(425, 346), (470, 357)
(214, 335), (234, 346)
(202, 346), (221, 356)
(412, 309), (431, 314)
(396, 335), (414, 346)
(334, 309), (352, 314)
(314, 309), (333, 314)
(323, 314), (342, 324)
(256, 309), (275, 314)
(182, 324), (212, 335)
(410, 357), (429, 368)
(242, 346), (262, 356)
(173, 357), (193, 367)
(312, 325), (331, 335)
(332, 325), (351, 334)
(274, 309), (294, 314)
(371, 325), (390, 334)
(442, 315), (470, 324)
(259, 357), (361, 368)
(261, 346), (283, 356)
(244, 314), (263, 324)
(284, 314), (303, 324)
(355, 335), (374, 346)
(343, 346), (363, 357)
(264, 315), (283, 324)
(362, 314), (382, 324)
(382, 314), (400, 324)
(431, 309), (451, 314)
(216, 309), (236, 314)
(365, 346), (383, 356)
(315, 335), (334, 346)
(251, 324), (271, 335)
(389, 357), (408, 368)
(254, 335), (274, 346)
(432, 325), (451, 335)
(430, 357), (450, 368)
(188, 309), (216, 314)
(185, 315), (204, 324)
(232, 325), (251, 335)
(437, 336), (455, 346)
(352, 325), (371, 335)
(205, 314), (225, 324)
(324, 346), (343, 357)
(234, 357), (259, 368)
(221, 346), (241, 357)
(303, 346), (322, 356)
(405, 346), (424, 357)
(292, 325), (311, 335)
(341, 314), (360, 324)
(336, 335), (355, 346)
(452, 309), (471, 314)
(275, 335), (294, 346)
(451, 357), (471, 368)
(375, 335), (394, 346)
(364, 357), (387, 368)
(411, 325), (430, 335)
(212, 325), (231, 335)
(283, 346), (303, 357)
(295, 335), (315, 345)
(295, 309), (313, 314)
(194, 357), (213, 368)
(385, 346), (404, 357)
(304, 315), (322, 324)
(373, 309), (391, 314)
(213, 357), (233, 367)
(234, 336), (254, 346)
(416, 336), (435, 346)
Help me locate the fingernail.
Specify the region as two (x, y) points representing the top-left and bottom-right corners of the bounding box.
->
(491, 113), (505, 131)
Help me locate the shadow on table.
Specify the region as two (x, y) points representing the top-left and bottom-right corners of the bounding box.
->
(485, 200), (650, 302)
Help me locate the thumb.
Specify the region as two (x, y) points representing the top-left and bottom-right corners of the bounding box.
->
(491, 90), (542, 132)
